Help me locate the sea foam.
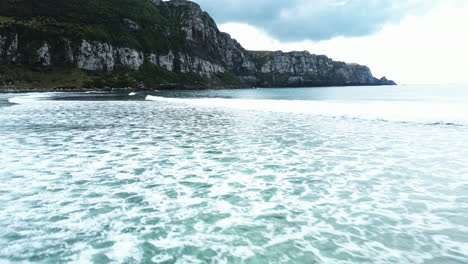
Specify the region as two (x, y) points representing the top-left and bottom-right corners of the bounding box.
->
(1, 92), (467, 263)
(146, 95), (468, 126)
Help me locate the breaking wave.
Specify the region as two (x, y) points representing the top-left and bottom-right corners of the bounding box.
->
(146, 95), (468, 126)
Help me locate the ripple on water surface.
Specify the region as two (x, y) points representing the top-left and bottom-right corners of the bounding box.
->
(0, 96), (468, 263)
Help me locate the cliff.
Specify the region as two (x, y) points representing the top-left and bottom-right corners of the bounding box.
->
(0, 0), (395, 91)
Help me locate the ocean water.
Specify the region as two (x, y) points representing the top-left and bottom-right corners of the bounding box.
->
(1, 85), (468, 264)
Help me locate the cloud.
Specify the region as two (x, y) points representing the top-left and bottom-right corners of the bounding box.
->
(191, 0), (439, 41)
(218, 0), (468, 84)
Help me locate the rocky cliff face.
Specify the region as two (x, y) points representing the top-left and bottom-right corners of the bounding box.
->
(0, 34), (226, 76)
(0, 0), (395, 90)
(249, 51), (393, 86)
(158, 0), (256, 74)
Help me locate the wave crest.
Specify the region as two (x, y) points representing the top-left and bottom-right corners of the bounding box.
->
(146, 95), (468, 126)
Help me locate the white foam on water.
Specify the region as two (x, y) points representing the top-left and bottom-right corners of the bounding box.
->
(1, 91), (467, 263)
(84, 91), (109, 94)
(107, 234), (142, 262)
(8, 93), (57, 104)
(128, 92), (137, 96)
(146, 95), (468, 125)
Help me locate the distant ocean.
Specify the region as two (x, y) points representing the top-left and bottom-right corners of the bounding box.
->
(1, 84), (467, 263)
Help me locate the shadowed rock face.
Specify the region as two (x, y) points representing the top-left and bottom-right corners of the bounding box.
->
(0, 0), (396, 89)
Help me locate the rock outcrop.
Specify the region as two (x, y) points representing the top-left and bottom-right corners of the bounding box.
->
(250, 51), (394, 86)
(0, 0), (395, 90)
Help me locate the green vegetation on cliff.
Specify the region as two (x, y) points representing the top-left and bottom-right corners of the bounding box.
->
(0, 65), (242, 91)
(0, 65), (89, 90)
(0, 0), (188, 52)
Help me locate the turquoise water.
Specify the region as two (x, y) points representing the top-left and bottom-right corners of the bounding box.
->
(1, 85), (468, 263)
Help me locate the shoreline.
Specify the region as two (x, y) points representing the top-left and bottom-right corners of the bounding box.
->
(0, 83), (397, 94)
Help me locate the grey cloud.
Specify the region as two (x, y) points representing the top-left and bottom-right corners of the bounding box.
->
(191, 0), (438, 41)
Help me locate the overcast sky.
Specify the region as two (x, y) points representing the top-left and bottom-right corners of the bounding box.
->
(192, 0), (468, 84)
